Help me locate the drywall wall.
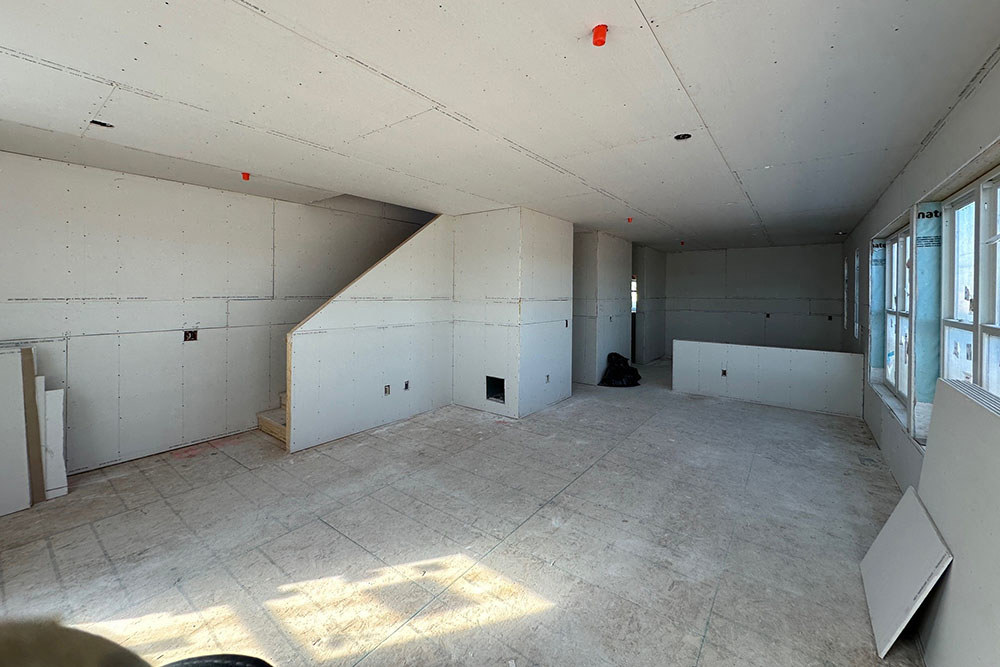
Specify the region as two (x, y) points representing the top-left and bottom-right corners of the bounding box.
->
(0, 151), (422, 472)
(288, 206), (573, 450)
(843, 49), (1000, 358)
(673, 340), (863, 417)
(517, 208), (573, 416)
(632, 245), (667, 364)
(863, 383), (923, 491)
(917, 380), (1000, 667)
(572, 231), (631, 384)
(453, 208), (573, 417)
(664, 244), (844, 354)
(288, 216), (455, 452)
(453, 208), (524, 418)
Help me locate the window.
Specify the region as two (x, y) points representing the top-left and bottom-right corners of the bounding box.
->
(942, 166), (1000, 397)
(630, 276), (638, 314)
(854, 249), (860, 339)
(883, 226), (912, 399)
(843, 258), (848, 330)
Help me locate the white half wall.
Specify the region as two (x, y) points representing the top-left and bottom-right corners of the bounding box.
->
(0, 151), (422, 471)
(288, 217), (455, 452)
(665, 244), (844, 354)
(633, 245), (667, 364)
(673, 340), (863, 417)
(572, 230), (631, 384)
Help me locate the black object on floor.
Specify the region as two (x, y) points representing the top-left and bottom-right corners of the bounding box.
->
(599, 352), (641, 387)
(162, 656), (274, 667)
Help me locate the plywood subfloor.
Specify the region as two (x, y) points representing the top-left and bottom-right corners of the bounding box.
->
(0, 363), (922, 666)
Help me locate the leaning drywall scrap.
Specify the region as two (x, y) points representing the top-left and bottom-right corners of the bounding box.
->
(917, 380), (1000, 667)
(287, 216), (456, 452)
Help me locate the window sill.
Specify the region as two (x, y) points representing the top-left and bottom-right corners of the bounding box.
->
(869, 381), (927, 451)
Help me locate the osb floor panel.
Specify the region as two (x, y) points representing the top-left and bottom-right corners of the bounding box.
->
(0, 362), (923, 666)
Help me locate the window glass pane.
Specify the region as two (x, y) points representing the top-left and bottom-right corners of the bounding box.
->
(898, 316), (910, 396)
(843, 257), (848, 329)
(886, 315), (897, 386)
(631, 279), (638, 313)
(954, 201), (976, 322)
(993, 188), (1000, 327)
(944, 326), (974, 382)
(903, 234), (911, 313)
(985, 334), (1000, 397)
(889, 240), (898, 311)
(854, 250), (860, 339)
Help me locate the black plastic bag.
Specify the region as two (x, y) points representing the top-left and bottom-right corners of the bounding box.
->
(598, 352), (641, 387)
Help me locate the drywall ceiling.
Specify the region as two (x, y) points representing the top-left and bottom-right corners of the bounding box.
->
(1, 1), (999, 250)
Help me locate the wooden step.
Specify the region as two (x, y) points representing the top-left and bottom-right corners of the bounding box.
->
(279, 391), (286, 408)
(257, 407), (287, 444)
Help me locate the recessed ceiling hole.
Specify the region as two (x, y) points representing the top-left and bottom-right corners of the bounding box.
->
(674, 133), (692, 141)
(89, 120), (114, 128)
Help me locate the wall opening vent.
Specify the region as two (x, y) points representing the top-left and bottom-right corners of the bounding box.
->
(486, 376), (505, 404)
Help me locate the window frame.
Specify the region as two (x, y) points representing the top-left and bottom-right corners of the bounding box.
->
(941, 164), (1000, 395)
(854, 249), (860, 339)
(884, 225), (912, 401)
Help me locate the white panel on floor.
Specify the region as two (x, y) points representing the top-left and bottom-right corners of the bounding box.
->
(861, 487), (951, 659)
(673, 340), (862, 417)
(0, 349), (30, 516)
(181, 327), (228, 445)
(66, 334), (120, 472)
(119, 331), (182, 459)
(43, 388), (67, 499)
(917, 380), (1000, 667)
